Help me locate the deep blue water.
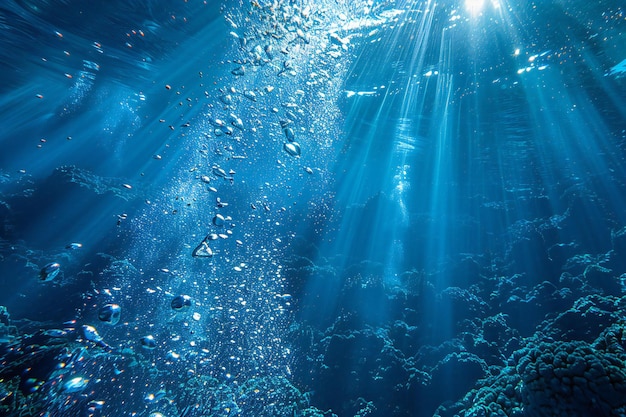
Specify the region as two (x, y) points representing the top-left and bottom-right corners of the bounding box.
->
(1, 1), (626, 416)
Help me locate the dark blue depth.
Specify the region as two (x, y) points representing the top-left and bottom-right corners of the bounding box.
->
(1, 1), (626, 417)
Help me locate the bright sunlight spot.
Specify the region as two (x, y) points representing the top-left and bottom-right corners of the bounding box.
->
(465, 0), (485, 16)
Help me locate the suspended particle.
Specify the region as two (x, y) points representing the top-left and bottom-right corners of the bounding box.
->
(231, 66), (245, 76)
(63, 377), (88, 393)
(213, 214), (225, 227)
(283, 142), (301, 157)
(171, 294), (192, 311)
(98, 304), (121, 325)
(192, 241), (213, 258)
(230, 115), (244, 130)
(283, 127), (295, 142)
(243, 90), (257, 101)
(40, 262), (60, 282)
(140, 335), (157, 349)
(87, 400), (104, 412)
(220, 94), (233, 105)
(212, 166), (228, 178)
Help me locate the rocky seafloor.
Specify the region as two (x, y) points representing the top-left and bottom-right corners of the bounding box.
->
(2, 169), (626, 417)
(277, 181), (626, 417)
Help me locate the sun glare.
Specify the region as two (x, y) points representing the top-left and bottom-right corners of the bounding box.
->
(465, 0), (485, 16)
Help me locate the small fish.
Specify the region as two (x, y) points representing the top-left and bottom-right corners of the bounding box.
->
(65, 242), (83, 250)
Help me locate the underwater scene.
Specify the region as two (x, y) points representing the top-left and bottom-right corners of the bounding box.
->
(1, 0), (626, 416)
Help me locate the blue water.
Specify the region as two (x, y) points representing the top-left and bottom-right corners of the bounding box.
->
(1, 1), (626, 416)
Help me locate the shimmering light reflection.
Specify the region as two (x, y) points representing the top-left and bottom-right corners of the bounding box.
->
(2, 0), (626, 416)
(320, 0), (626, 335)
